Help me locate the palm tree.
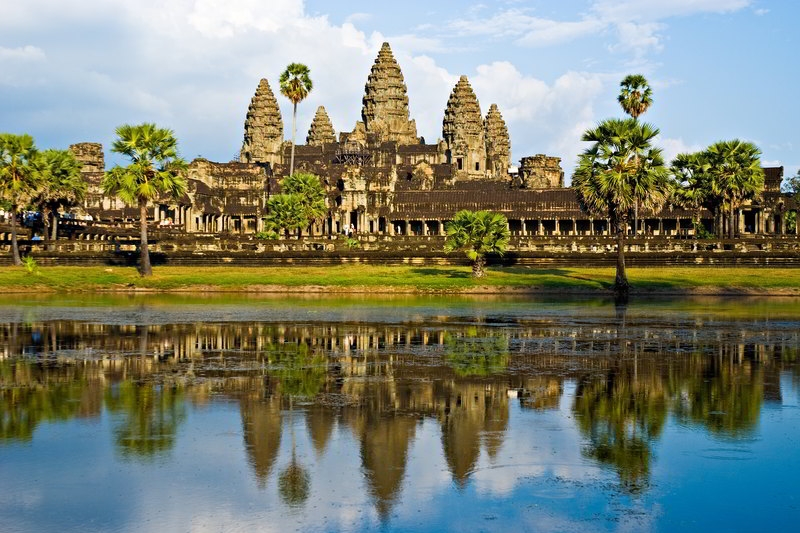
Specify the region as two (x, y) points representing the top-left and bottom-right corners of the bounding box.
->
(102, 123), (187, 276)
(617, 74), (653, 236)
(32, 149), (86, 242)
(573, 118), (671, 294)
(279, 63), (313, 178)
(671, 152), (712, 235)
(0, 133), (40, 265)
(617, 74), (653, 121)
(704, 140), (764, 239)
(444, 210), (510, 278)
(280, 172), (326, 235)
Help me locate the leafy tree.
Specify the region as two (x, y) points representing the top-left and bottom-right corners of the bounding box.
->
(444, 210), (510, 278)
(32, 149), (86, 241)
(280, 172), (326, 235)
(617, 74), (653, 121)
(279, 63), (313, 177)
(0, 133), (40, 265)
(573, 118), (671, 294)
(704, 140), (764, 239)
(102, 123), (187, 276)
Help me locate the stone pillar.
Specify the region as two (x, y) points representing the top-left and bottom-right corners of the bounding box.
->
(404, 220), (409, 236)
(438, 220), (445, 236)
(588, 218), (594, 236)
(538, 220), (544, 236)
(572, 218), (577, 236)
(555, 219), (560, 236)
(422, 220), (428, 236)
(658, 218), (663, 235)
(520, 218), (527, 236)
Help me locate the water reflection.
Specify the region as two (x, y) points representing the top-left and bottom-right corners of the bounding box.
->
(1, 303), (799, 525)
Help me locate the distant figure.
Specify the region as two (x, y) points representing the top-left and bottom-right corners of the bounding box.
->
(349, 223), (355, 235)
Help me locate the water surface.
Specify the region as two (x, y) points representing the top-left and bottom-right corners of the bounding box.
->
(1, 295), (799, 532)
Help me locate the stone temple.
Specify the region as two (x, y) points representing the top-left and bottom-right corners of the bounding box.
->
(71, 42), (794, 238)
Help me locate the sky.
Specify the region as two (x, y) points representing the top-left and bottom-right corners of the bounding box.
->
(1, 0), (797, 182)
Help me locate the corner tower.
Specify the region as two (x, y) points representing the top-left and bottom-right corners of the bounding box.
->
(240, 79), (284, 167)
(361, 42), (418, 145)
(443, 75), (486, 178)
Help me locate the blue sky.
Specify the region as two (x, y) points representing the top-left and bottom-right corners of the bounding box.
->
(1, 0), (796, 181)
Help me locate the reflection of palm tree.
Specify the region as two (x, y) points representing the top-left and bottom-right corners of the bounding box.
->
(278, 398), (310, 508)
(104, 381), (186, 460)
(241, 395), (282, 487)
(672, 353), (763, 436)
(574, 367), (667, 493)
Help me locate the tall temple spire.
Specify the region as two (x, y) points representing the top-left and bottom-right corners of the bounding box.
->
(240, 78), (284, 166)
(484, 103), (510, 177)
(306, 106), (337, 146)
(443, 75), (486, 177)
(361, 42), (418, 145)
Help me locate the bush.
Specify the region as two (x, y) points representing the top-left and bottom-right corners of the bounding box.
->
(22, 256), (39, 275)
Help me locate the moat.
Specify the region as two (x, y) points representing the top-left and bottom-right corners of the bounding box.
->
(1, 295), (799, 532)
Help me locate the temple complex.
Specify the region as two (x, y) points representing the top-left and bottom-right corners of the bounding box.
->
(66, 42), (797, 240)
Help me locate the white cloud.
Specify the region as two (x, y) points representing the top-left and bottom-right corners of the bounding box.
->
(657, 137), (705, 164)
(0, 45), (46, 61)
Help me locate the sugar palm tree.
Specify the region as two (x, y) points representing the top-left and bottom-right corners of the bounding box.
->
(444, 210), (510, 278)
(618, 74), (653, 236)
(0, 133), (40, 265)
(618, 74), (653, 121)
(32, 149), (86, 242)
(279, 63), (313, 177)
(102, 123), (187, 276)
(573, 118), (671, 294)
(671, 152), (713, 235)
(704, 140), (764, 239)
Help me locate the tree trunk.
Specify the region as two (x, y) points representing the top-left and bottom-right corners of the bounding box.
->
(51, 211), (59, 241)
(729, 202), (736, 239)
(472, 255), (485, 278)
(289, 102), (297, 177)
(42, 206), (51, 242)
(614, 216), (629, 295)
(10, 205), (21, 266)
(139, 199), (152, 276)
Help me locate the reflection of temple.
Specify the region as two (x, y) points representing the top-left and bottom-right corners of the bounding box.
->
(2, 316), (799, 504)
(65, 42), (799, 240)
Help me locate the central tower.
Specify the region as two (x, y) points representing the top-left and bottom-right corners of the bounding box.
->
(361, 42), (418, 145)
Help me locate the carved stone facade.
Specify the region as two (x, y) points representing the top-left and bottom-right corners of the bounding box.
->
(484, 104), (510, 177)
(306, 106), (336, 146)
(67, 42), (798, 240)
(519, 155), (564, 189)
(239, 79), (284, 168)
(361, 42), (418, 145)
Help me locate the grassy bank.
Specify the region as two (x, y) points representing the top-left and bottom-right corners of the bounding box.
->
(1, 265), (799, 294)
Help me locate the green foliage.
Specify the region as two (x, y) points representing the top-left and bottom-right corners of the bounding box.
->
(279, 63), (313, 105)
(102, 123), (188, 206)
(264, 194), (304, 236)
(0, 133), (40, 207)
(617, 74), (653, 120)
(280, 63), (313, 177)
(573, 118), (671, 292)
(444, 329), (509, 376)
(102, 123), (187, 276)
(32, 149), (85, 206)
(265, 173), (326, 237)
(22, 256), (39, 275)
(255, 229), (279, 240)
(693, 222), (714, 239)
(281, 172), (326, 225)
(573, 118), (671, 220)
(786, 211), (797, 233)
(345, 237), (361, 249)
(444, 210), (510, 278)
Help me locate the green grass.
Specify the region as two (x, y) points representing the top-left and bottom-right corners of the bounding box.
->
(0, 265), (798, 294)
